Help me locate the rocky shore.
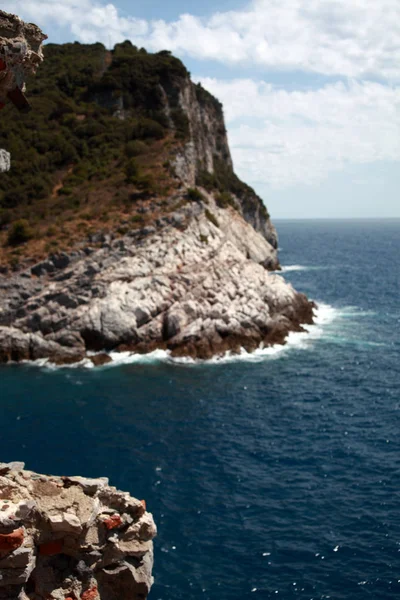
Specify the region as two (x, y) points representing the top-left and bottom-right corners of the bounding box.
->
(0, 462), (156, 599)
(0, 188), (314, 365)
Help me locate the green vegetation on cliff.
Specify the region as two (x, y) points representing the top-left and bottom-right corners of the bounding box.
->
(0, 40), (270, 267)
(0, 41), (192, 264)
(0, 41), (189, 208)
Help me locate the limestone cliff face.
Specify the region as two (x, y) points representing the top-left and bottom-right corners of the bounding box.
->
(162, 77), (279, 250)
(171, 81), (233, 185)
(0, 190), (313, 365)
(0, 462), (156, 600)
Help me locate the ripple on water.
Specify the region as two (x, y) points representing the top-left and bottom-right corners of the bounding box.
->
(2, 221), (400, 600)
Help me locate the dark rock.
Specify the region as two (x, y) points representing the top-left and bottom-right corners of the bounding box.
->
(53, 293), (78, 309)
(90, 353), (113, 366)
(49, 252), (70, 270)
(141, 226), (156, 237)
(31, 260), (55, 277)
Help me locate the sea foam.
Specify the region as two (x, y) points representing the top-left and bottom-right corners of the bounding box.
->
(26, 302), (339, 370)
(280, 265), (309, 272)
(278, 264), (332, 273)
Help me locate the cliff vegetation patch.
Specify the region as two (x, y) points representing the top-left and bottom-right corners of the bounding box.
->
(0, 42), (191, 266)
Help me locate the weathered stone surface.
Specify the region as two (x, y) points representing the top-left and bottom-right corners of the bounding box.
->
(0, 462), (25, 475)
(171, 77), (278, 248)
(0, 193), (315, 364)
(62, 476), (109, 496)
(0, 465), (156, 599)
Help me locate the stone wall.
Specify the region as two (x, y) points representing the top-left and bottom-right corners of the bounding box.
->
(0, 462), (156, 600)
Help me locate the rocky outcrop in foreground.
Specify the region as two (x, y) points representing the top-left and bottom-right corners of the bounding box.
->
(0, 10), (46, 96)
(0, 191), (314, 365)
(0, 462), (156, 599)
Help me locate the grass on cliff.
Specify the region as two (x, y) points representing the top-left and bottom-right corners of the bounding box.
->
(0, 41), (191, 266)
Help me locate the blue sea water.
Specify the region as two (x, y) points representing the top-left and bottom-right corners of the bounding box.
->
(1, 219), (400, 600)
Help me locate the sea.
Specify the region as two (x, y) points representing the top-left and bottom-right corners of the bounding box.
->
(1, 219), (399, 600)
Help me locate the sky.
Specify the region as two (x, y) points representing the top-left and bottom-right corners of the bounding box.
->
(6, 0), (400, 218)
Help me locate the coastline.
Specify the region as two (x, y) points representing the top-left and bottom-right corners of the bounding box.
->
(0, 195), (315, 367)
(6, 302), (342, 371)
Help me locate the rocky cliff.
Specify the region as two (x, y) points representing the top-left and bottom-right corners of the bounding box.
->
(0, 189), (313, 364)
(0, 462), (156, 600)
(171, 80), (278, 249)
(0, 41), (314, 364)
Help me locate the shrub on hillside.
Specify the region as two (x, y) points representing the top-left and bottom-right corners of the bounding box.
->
(205, 209), (219, 228)
(124, 158), (139, 183)
(216, 191), (235, 209)
(187, 187), (204, 202)
(132, 118), (165, 140)
(7, 220), (33, 246)
(171, 108), (190, 139)
(125, 140), (148, 157)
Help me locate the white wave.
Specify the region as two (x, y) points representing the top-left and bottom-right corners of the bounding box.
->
(97, 302), (338, 367)
(313, 303), (338, 326)
(23, 356), (95, 370)
(106, 349), (170, 366)
(21, 302), (341, 370)
(278, 264), (334, 273)
(280, 265), (309, 272)
(23, 349), (172, 370)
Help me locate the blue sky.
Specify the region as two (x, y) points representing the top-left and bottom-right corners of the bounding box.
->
(7, 0), (400, 218)
(115, 0), (245, 21)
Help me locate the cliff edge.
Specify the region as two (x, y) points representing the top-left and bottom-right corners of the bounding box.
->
(0, 462), (156, 600)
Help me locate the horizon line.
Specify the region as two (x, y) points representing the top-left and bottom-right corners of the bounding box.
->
(273, 216), (400, 221)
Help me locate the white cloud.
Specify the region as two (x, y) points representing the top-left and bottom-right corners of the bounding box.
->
(5, 0), (400, 193)
(6, 0), (148, 47)
(6, 0), (400, 80)
(197, 78), (400, 188)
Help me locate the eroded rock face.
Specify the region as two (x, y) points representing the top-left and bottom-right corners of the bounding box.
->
(172, 80), (233, 187)
(0, 192), (314, 364)
(170, 78), (278, 249)
(0, 462), (156, 599)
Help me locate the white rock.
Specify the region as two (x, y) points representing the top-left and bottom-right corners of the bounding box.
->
(49, 512), (82, 534)
(0, 149), (10, 172)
